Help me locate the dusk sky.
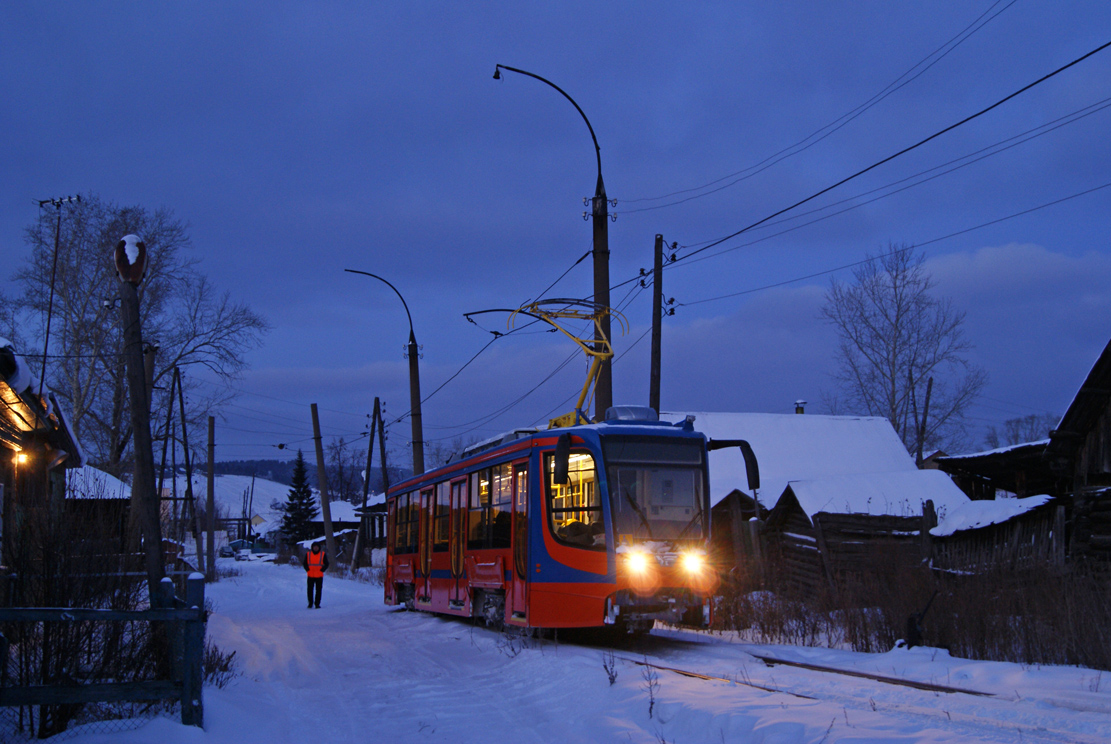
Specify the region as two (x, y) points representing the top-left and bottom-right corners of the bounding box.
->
(3, 2), (1111, 467)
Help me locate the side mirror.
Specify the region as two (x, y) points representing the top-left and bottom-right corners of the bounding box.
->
(553, 433), (571, 485)
(707, 439), (760, 491)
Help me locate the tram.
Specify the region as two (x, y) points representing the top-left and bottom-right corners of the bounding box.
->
(384, 406), (758, 632)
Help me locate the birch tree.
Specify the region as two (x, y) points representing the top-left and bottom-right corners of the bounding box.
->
(822, 245), (987, 456)
(13, 194), (268, 474)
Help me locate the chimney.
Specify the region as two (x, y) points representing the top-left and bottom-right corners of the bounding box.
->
(795, 400), (806, 415)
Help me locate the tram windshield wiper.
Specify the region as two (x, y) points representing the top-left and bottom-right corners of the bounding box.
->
(622, 486), (653, 538)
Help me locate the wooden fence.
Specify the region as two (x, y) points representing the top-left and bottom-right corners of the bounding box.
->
(0, 574), (206, 731)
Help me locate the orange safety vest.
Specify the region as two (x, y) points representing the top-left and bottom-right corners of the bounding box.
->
(307, 550), (325, 578)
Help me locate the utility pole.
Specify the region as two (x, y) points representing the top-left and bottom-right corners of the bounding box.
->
(175, 366), (205, 576)
(492, 65), (613, 420)
(37, 194), (80, 394)
(592, 174), (612, 420)
(206, 416), (215, 581)
(407, 330), (425, 475)
(649, 234), (664, 413)
(311, 403), (337, 567)
(116, 233), (164, 591)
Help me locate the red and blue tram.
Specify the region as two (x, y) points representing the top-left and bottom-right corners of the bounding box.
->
(384, 408), (758, 632)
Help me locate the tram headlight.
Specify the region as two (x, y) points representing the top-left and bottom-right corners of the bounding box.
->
(681, 551), (705, 575)
(625, 550), (651, 574)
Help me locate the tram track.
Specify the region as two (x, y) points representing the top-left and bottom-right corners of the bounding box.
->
(609, 645), (1108, 744)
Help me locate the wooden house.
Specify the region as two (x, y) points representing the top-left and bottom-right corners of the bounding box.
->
(1, 338), (84, 599)
(660, 411), (968, 589)
(1045, 337), (1111, 559)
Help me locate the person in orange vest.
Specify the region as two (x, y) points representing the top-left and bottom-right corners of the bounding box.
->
(302, 542), (329, 608)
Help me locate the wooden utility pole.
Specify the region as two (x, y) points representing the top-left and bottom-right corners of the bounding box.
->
(175, 366), (205, 575)
(117, 244), (164, 590)
(311, 403), (337, 568)
(206, 416), (215, 581)
(649, 234), (664, 414)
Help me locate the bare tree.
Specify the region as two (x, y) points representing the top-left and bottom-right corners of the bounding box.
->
(822, 244), (987, 455)
(12, 194), (268, 474)
(984, 412), (1059, 449)
(325, 437), (363, 504)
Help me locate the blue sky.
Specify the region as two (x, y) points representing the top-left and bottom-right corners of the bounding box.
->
(3, 2), (1111, 464)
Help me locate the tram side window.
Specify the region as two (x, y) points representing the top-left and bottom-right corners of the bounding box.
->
(468, 470), (489, 550)
(490, 463), (512, 549)
(433, 481), (450, 552)
(394, 492), (419, 554)
(545, 451), (605, 550)
(467, 464), (514, 550)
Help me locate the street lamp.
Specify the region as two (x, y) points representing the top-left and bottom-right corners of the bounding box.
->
(494, 64), (614, 420)
(345, 269), (425, 475)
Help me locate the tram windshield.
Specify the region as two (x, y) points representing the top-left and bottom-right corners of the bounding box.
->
(603, 436), (707, 542)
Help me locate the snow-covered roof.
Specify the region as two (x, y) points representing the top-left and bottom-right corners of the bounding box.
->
(785, 469), (969, 521)
(660, 412), (917, 506)
(297, 528), (357, 549)
(930, 494), (1054, 537)
(939, 439), (1050, 461)
(66, 465), (131, 500)
(311, 500), (360, 523)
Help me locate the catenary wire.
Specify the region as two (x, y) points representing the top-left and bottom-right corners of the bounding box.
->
(677, 179), (1111, 307)
(621, 0), (1020, 210)
(672, 38), (1111, 264)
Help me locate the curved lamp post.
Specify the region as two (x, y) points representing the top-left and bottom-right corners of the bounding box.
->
(494, 64), (613, 420)
(345, 269), (424, 475)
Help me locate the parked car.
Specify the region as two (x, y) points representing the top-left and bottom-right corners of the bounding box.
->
(218, 545), (235, 558)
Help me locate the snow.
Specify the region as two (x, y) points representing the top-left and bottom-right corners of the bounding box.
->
(787, 470), (969, 520)
(121, 233), (141, 264)
(661, 412), (917, 506)
(170, 474), (292, 535)
(66, 465), (130, 499)
(52, 559), (1111, 744)
(930, 494), (1055, 537)
(311, 500), (359, 523)
(941, 438), (1051, 459)
(0, 336), (32, 393)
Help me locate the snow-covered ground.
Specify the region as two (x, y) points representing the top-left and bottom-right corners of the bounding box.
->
(58, 559), (1111, 743)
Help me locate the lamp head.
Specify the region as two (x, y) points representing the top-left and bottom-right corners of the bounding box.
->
(493, 66), (501, 80)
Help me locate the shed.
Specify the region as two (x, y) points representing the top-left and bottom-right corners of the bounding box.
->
(766, 470), (969, 594)
(1044, 336), (1111, 559)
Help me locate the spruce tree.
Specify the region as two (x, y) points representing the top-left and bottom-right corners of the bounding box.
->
(279, 451), (319, 545)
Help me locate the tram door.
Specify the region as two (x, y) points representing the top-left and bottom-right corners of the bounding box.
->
(449, 479), (467, 608)
(418, 488), (433, 600)
(509, 462), (529, 622)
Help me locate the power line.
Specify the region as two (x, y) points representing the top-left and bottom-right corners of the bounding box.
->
(674, 38), (1111, 263)
(621, 0), (1020, 211)
(694, 94), (1111, 257)
(677, 179), (1111, 307)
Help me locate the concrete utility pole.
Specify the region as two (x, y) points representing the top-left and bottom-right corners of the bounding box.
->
(649, 234), (664, 414)
(344, 269), (424, 475)
(493, 64), (613, 420)
(115, 234), (164, 591)
(311, 403), (337, 567)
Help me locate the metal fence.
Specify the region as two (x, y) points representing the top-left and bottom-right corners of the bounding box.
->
(0, 574), (205, 740)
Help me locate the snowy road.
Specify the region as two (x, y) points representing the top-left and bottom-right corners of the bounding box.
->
(61, 559), (1111, 743)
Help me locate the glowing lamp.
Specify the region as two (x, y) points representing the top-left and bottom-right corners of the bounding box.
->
(681, 552), (705, 574)
(625, 550), (650, 574)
